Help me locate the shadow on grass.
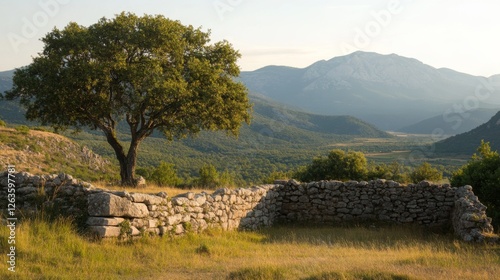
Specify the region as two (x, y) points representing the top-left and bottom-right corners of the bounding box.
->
(225, 267), (413, 280)
(255, 223), (455, 249)
(226, 267), (286, 280)
(301, 270), (413, 280)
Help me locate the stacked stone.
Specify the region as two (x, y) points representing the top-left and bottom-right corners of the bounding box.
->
(86, 184), (280, 238)
(452, 186), (499, 243)
(0, 171), (91, 220)
(1, 172), (497, 242)
(86, 191), (166, 237)
(277, 179), (456, 228)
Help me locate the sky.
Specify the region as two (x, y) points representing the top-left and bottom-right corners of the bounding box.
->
(1, 0), (500, 77)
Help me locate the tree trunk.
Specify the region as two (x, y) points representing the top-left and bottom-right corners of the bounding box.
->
(117, 154), (135, 186)
(103, 129), (140, 186)
(124, 139), (141, 186)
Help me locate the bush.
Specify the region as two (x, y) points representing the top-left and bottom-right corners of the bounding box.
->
(451, 140), (500, 230)
(409, 162), (443, 183)
(367, 161), (410, 183)
(193, 164), (235, 189)
(197, 164), (219, 188)
(0, 119), (6, 127)
(149, 161), (181, 187)
(261, 170), (291, 184)
(218, 170), (235, 187)
(294, 149), (368, 182)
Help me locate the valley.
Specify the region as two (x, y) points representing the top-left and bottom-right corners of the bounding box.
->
(1, 50), (497, 184)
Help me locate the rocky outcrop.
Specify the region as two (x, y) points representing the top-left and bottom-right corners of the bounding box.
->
(1, 172), (497, 242)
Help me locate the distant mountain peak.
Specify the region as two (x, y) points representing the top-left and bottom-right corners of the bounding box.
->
(240, 52), (500, 130)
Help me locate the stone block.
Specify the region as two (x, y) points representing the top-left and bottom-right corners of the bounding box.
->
(86, 217), (125, 226)
(130, 193), (165, 205)
(88, 226), (121, 238)
(88, 192), (149, 218)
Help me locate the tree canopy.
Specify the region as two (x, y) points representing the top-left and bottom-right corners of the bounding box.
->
(6, 12), (251, 186)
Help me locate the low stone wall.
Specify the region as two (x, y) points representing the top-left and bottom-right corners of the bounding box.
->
(0, 172), (91, 226)
(276, 179), (455, 227)
(85, 185), (279, 238)
(0, 172), (497, 242)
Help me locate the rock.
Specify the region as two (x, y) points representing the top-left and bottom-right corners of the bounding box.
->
(287, 179), (300, 187)
(17, 186), (37, 194)
(86, 217), (125, 226)
(88, 226), (121, 238)
(87, 192), (149, 218)
(134, 176), (147, 188)
(130, 193), (165, 205)
(156, 191), (168, 198)
(130, 226), (141, 236)
(171, 197), (190, 206)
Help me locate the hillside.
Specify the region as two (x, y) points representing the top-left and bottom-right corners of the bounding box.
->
(0, 68), (389, 139)
(66, 97), (390, 183)
(397, 108), (499, 135)
(251, 95), (390, 138)
(0, 69), (393, 182)
(240, 51), (500, 130)
(0, 70), (13, 93)
(0, 125), (116, 180)
(434, 111), (500, 155)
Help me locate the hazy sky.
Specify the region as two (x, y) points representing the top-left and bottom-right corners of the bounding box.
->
(1, 0), (500, 76)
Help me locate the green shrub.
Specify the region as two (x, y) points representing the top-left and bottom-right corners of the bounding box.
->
(367, 161), (410, 183)
(218, 170), (235, 187)
(294, 149), (368, 182)
(451, 140), (500, 230)
(149, 161), (181, 187)
(198, 164), (219, 188)
(261, 170), (292, 184)
(409, 162), (443, 183)
(0, 119), (6, 127)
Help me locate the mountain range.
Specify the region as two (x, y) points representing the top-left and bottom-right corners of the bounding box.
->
(398, 108), (499, 135)
(3, 51), (500, 160)
(0, 67), (391, 181)
(0, 67), (387, 139)
(434, 110), (500, 155)
(240, 51), (500, 130)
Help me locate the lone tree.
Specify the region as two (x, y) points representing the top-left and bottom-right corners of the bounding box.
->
(6, 12), (251, 186)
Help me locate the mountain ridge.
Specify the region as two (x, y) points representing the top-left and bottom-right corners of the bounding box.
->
(397, 108), (499, 135)
(434, 110), (500, 155)
(240, 51), (500, 130)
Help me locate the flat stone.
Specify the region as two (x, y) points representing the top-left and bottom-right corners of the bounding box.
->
(88, 226), (121, 238)
(130, 226), (141, 236)
(130, 193), (165, 205)
(171, 197), (190, 206)
(17, 186), (37, 194)
(86, 217), (125, 226)
(87, 192), (149, 218)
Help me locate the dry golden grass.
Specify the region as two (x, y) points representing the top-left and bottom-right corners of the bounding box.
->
(92, 181), (215, 197)
(1, 218), (499, 280)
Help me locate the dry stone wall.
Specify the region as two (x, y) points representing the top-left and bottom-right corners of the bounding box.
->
(0, 172), (497, 243)
(276, 179), (455, 226)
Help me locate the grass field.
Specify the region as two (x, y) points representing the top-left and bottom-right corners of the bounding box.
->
(1, 218), (499, 280)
